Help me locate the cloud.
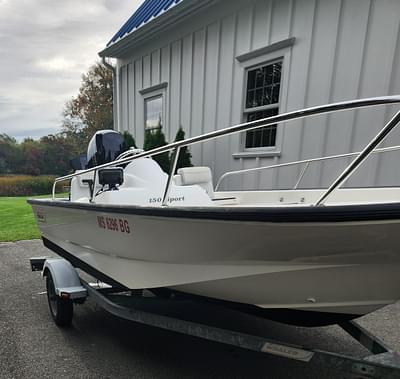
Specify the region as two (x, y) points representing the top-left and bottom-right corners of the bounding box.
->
(0, 0), (141, 140)
(36, 56), (79, 73)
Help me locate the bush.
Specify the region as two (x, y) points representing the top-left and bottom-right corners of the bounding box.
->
(172, 127), (192, 173)
(144, 129), (170, 173)
(0, 175), (62, 196)
(122, 131), (137, 149)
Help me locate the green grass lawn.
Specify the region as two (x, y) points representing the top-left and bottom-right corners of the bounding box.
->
(0, 194), (66, 242)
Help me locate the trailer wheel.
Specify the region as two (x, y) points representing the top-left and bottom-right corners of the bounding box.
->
(46, 272), (73, 326)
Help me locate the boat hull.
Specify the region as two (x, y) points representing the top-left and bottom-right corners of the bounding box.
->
(29, 199), (400, 324)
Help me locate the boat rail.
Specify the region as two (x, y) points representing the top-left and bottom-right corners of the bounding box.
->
(52, 96), (400, 206)
(215, 144), (400, 191)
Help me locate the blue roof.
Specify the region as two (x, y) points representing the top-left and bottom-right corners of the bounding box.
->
(108, 0), (183, 46)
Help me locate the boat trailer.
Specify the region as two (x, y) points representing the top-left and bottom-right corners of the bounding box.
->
(31, 256), (400, 379)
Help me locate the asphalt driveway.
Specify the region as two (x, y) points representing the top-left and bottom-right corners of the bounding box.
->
(1, 240), (399, 379)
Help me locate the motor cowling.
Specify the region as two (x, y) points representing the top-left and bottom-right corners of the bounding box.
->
(86, 130), (127, 169)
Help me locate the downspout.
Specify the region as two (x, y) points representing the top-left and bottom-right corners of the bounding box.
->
(102, 56), (118, 131)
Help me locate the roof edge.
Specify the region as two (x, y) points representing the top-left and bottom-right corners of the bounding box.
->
(99, 0), (215, 58)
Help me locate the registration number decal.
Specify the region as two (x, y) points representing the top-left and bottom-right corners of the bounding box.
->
(97, 216), (131, 234)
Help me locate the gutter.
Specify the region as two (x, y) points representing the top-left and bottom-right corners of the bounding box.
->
(101, 56), (118, 131)
(99, 0), (216, 58)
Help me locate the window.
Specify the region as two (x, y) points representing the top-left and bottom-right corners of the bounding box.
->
(145, 95), (163, 132)
(244, 60), (282, 149)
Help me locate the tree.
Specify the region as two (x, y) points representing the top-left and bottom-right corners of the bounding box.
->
(122, 131), (137, 149)
(0, 134), (21, 174)
(39, 134), (74, 175)
(0, 62), (114, 176)
(144, 129), (170, 173)
(0, 133), (74, 176)
(20, 138), (43, 176)
(59, 116), (87, 156)
(172, 127), (192, 173)
(62, 62), (113, 153)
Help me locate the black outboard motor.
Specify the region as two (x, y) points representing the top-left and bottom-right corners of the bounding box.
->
(86, 130), (127, 169)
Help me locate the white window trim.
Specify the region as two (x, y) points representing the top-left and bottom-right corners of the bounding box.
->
(234, 43), (292, 159)
(141, 82), (168, 133)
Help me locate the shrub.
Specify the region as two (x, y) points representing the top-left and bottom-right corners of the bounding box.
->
(144, 129), (170, 173)
(172, 127), (192, 173)
(122, 131), (137, 149)
(0, 175), (64, 197)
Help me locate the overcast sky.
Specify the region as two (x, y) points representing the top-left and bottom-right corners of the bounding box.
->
(0, 0), (141, 141)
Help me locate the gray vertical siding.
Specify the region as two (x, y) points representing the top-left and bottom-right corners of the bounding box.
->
(116, 0), (400, 190)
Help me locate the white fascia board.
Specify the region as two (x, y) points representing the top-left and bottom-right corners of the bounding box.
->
(99, 0), (216, 58)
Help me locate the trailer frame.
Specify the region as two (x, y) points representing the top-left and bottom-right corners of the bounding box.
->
(31, 257), (400, 379)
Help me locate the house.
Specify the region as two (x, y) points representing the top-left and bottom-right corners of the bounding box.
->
(99, 0), (400, 190)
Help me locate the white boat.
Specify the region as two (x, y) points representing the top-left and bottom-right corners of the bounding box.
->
(28, 96), (400, 326)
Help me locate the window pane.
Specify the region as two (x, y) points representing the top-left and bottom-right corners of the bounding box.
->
(246, 89), (255, 109)
(272, 84), (280, 104)
(145, 96), (163, 131)
(245, 108), (279, 148)
(255, 68), (264, 88)
(264, 85), (273, 105)
(254, 89), (263, 107)
(247, 70), (256, 91)
(265, 65), (273, 86)
(272, 63), (281, 84)
(245, 130), (255, 149)
(245, 61), (282, 109)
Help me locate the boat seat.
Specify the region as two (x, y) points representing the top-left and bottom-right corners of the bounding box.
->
(173, 167), (215, 199)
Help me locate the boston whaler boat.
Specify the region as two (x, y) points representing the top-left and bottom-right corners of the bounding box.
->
(28, 96), (400, 327)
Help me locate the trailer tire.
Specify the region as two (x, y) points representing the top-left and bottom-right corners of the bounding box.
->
(46, 272), (73, 327)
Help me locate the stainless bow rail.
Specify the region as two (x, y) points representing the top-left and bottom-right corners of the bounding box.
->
(52, 96), (400, 206)
(215, 144), (400, 191)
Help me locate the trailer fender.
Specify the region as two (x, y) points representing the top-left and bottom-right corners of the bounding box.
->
(42, 258), (87, 300)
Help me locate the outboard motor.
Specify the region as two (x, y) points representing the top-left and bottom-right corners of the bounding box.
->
(86, 130), (127, 169)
